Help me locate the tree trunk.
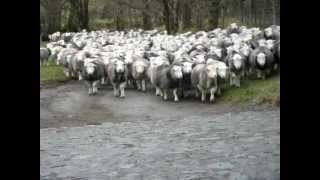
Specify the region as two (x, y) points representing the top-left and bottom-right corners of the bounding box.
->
(83, 0), (89, 30)
(161, 0), (180, 34)
(208, 0), (220, 29)
(271, 0), (277, 25)
(142, 0), (152, 30)
(239, 0), (244, 24)
(262, 0), (266, 27)
(222, 7), (225, 28)
(182, 0), (192, 30)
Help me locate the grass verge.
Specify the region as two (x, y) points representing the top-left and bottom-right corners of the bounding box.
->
(217, 75), (280, 106)
(40, 63), (69, 88)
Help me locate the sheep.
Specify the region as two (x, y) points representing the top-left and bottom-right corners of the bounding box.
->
(151, 62), (183, 101)
(107, 58), (128, 98)
(264, 25), (280, 41)
(69, 50), (91, 80)
(49, 32), (61, 42)
(174, 56), (194, 98)
(206, 59), (229, 96)
(56, 48), (78, 77)
(46, 24), (279, 101)
(147, 56), (170, 96)
(249, 46), (275, 79)
(40, 48), (51, 66)
(131, 56), (150, 92)
(227, 23), (241, 35)
(82, 58), (105, 95)
(226, 50), (246, 87)
(273, 41), (280, 70)
(191, 63), (218, 103)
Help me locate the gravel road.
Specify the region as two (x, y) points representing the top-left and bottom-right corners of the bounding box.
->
(40, 81), (280, 180)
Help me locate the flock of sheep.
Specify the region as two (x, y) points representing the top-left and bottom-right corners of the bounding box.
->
(40, 23), (280, 103)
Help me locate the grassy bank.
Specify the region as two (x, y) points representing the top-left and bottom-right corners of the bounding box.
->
(40, 63), (69, 87)
(217, 75), (280, 106)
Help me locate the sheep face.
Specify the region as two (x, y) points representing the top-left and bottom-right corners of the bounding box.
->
(135, 61), (147, 74)
(232, 54), (243, 69)
(240, 44), (250, 56)
(171, 65), (183, 79)
(264, 28), (273, 38)
(257, 53), (266, 66)
(193, 54), (206, 64)
(217, 65), (229, 79)
(266, 40), (274, 50)
(182, 61), (193, 74)
(115, 60), (126, 73)
(206, 64), (218, 79)
(258, 39), (267, 47)
(211, 47), (222, 58)
(230, 23), (238, 29)
(85, 63), (95, 75)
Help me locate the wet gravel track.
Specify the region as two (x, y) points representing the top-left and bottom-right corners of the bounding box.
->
(40, 81), (280, 180)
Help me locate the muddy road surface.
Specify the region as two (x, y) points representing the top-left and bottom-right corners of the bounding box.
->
(40, 81), (280, 180)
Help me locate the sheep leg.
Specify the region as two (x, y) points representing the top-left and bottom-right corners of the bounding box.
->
(136, 80), (142, 90)
(92, 80), (99, 94)
(113, 85), (119, 97)
(86, 82), (92, 95)
(173, 88), (179, 102)
(156, 87), (162, 96)
(197, 85), (206, 102)
(236, 76), (241, 88)
(262, 72), (266, 80)
(241, 70), (245, 78)
(155, 88), (160, 96)
(257, 70), (262, 79)
(78, 73), (83, 81)
(230, 75), (234, 86)
(64, 69), (70, 78)
(217, 87), (221, 96)
(201, 91), (206, 102)
(249, 67), (253, 75)
(195, 89), (199, 98)
(88, 87), (93, 95)
(101, 77), (105, 85)
(141, 80), (146, 92)
(163, 89), (168, 101)
(210, 87), (217, 103)
(119, 82), (126, 98)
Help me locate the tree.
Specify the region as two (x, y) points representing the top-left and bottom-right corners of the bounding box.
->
(181, 0), (192, 30)
(161, 0), (181, 34)
(208, 0), (221, 29)
(142, 0), (153, 30)
(40, 0), (66, 33)
(68, 0), (90, 31)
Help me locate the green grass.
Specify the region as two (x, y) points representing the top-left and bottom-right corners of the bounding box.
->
(217, 75), (280, 106)
(40, 41), (48, 47)
(40, 62), (69, 86)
